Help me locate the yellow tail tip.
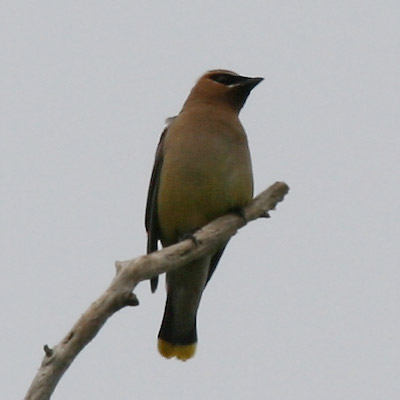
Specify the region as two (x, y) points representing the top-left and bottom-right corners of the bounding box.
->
(158, 339), (197, 361)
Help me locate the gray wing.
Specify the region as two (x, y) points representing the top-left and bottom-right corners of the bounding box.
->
(145, 126), (168, 292)
(205, 242), (229, 286)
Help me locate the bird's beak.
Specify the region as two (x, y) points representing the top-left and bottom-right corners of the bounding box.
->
(241, 77), (264, 91)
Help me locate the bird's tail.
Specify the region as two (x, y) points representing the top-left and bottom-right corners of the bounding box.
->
(157, 294), (198, 361)
(157, 257), (210, 361)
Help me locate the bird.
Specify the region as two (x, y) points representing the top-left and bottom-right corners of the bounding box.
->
(145, 69), (263, 360)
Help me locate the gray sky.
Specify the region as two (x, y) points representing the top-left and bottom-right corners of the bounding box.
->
(2, 1), (400, 399)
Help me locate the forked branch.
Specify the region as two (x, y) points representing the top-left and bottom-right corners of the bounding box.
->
(25, 181), (289, 400)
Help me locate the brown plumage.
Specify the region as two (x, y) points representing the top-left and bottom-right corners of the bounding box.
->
(145, 69), (263, 360)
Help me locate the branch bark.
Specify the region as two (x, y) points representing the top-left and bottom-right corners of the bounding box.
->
(25, 181), (289, 400)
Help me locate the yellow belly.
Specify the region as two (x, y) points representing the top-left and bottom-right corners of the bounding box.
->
(157, 120), (253, 245)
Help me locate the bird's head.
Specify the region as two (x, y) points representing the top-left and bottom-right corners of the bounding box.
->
(184, 69), (263, 112)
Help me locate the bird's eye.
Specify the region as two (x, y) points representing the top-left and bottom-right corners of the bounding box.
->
(209, 73), (248, 86)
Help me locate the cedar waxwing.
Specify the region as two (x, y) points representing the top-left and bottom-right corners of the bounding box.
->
(145, 69), (263, 360)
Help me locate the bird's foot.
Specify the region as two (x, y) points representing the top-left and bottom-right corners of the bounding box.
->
(230, 207), (248, 224)
(260, 211), (270, 218)
(179, 232), (199, 246)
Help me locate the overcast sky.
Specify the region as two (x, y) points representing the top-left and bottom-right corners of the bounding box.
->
(2, 1), (400, 399)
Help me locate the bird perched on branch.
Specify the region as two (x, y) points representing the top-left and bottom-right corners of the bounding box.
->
(145, 69), (263, 360)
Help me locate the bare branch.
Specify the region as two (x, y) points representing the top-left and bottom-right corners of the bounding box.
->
(25, 182), (289, 400)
